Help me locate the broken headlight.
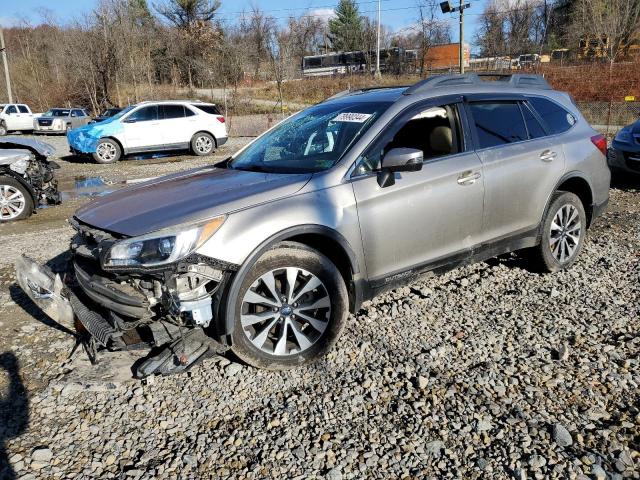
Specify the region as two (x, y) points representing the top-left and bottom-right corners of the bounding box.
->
(103, 216), (225, 268)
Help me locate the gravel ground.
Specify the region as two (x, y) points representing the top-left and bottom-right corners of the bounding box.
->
(0, 134), (638, 479)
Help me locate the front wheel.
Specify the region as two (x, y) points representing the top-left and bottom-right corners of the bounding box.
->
(230, 243), (348, 370)
(191, 132), (215, 156)
(92, 138), (121, 164)
(0, 176), (34, 222)
(0, 122), (7, 136)
(526, 191), (586, 272)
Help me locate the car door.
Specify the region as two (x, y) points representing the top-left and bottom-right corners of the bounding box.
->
(351, 97), (485, 283)
(4, 105), (19, 130)
(158, 104), (189, 147)
(17, 105), (33, 129)
(121, 105), (160, 151)
(465, 96), (566, 243)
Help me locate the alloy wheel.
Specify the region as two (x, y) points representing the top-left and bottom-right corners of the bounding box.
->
(0, 184), (26, 220)
(195, 135), (213, 154)
(97, 142), (117, 162)
(241, 267), (331, 356)
(549, 204), (582, 263)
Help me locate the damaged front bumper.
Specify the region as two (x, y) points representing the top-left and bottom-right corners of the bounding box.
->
(16, 220), (237, 377)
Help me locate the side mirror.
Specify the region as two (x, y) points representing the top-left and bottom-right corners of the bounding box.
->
(377, 148), (423, 188)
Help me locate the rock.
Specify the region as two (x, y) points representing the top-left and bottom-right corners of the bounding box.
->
(417, 376), (428, 389)
(591, 464), (606, 480)
(557, 342), (570, 361)
(528, 454), (547, 470)
(476, 418), (492, 432)
(326, 468), (343, 480)
(552, 423), (573, 447)
(31, 447), (53, 463)
(225, 363), (242, 377)
(425, 440), (445, 457)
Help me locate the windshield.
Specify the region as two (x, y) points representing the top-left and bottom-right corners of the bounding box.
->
(44, 109), (70, 117)
(109, 105), (134, 120)
(228, 101), (391, 173)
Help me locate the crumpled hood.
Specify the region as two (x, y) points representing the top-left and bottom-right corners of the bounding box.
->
(0, 136), (55, 158)
(74, 166), (312, 236)
(0, 149), (32, 165)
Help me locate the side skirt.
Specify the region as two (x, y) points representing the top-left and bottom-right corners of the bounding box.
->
(365, 228), (539, 299)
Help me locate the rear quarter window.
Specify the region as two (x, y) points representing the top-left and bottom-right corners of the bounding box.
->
(527, 97), (576, 135)
(193, 104), (221, 115)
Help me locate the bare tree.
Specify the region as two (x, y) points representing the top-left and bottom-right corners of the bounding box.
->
(415, 0), (451, 76)
(574, 0), (640, 63)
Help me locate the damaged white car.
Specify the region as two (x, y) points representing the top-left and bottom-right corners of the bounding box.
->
(0, 137), (61, 221)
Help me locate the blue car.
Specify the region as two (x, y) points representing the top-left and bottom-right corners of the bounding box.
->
(608, 118), (640, 175)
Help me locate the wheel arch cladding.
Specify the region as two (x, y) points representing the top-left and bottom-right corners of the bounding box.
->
(216, 225), (361, 342)
(556, 175), (594, 226)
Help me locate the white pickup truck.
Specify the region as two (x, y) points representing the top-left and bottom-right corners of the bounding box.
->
(0, 103), (39, 136)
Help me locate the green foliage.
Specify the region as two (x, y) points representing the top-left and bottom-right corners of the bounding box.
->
(154, 0), (221, 28)
(328, 0), (364, 52)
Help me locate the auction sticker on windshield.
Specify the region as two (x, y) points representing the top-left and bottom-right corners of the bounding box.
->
(332, 112), (372, 123)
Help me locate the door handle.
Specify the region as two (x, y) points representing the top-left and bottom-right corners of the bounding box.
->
(540, 150), (557, 162)
(457, 170), (481, 185)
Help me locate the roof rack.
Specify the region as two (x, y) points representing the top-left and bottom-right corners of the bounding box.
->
(403, 73), (551, 95)
(323, 85), (411, 103)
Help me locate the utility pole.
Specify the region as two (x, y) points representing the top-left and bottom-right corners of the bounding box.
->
(0, 27), (13, 103)
(440, 1), (470, 74)
(375, 0), (381, 78)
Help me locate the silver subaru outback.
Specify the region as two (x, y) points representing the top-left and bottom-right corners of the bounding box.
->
(18, 74), (610, 375)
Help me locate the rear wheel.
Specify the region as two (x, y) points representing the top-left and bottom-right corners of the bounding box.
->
(92, 138), (121, 164)
(0, 176), (34, 222)
(191, 132), (215, 156)
(526, 191), (586, 272)
(230, 243), (348, 370)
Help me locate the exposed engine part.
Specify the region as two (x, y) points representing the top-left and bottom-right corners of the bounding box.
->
(169, 266), (222, 328)
(135, 328), (211, 378)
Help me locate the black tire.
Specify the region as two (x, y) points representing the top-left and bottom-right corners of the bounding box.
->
(92, 138), (122, 164)
(526, 191), (587, 272)
(0, 122), (7, 136)
(0, 175), (34, 222)
(190, 132), (215, 156)
(230, 243), (348, 370)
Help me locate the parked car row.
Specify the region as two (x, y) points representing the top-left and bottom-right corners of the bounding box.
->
(15, 73), (617, 375)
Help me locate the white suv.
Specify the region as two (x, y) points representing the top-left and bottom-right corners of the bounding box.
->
(67, 101), (228, 163)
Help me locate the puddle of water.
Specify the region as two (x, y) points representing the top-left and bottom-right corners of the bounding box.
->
(59, 176), (122, 201)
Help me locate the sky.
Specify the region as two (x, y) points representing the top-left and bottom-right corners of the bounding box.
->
(0, 0), (489, 48)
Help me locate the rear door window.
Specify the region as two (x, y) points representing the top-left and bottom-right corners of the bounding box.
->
(192, 104), (220, 115)
(527, 97), (575, 134)
(18, 105), (29, 113)
(520, 103), (546, 139)
(160, 104), (185, 120)
(127, 105), (158, 122)
(469, 101), (528, 149)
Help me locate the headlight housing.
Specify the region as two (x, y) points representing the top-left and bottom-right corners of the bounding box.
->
(103, 216), (225, 268)
(615, 128), (632, 143)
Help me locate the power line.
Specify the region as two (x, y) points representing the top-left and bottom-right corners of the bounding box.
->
(215, 0), (399, 19)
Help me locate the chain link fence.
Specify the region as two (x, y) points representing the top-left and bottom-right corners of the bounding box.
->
(577, 101), (640, 134)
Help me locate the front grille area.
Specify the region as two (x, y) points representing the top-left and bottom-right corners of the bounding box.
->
(38, 118), (53, 126)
